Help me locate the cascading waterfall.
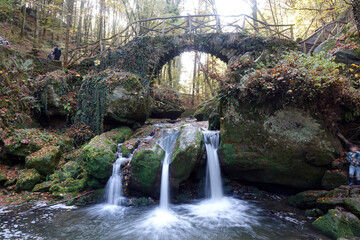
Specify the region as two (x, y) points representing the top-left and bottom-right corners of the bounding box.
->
(159, 131), (179, 210)
(203, 130), (223, 200)
(104, 145), (126, 205)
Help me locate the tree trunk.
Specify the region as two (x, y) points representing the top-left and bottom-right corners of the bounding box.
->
(20, 0), (26, 38)
(32, 5), (40, 56)
(76, 0), (85, 46)
(353, 0), (360, 33)
(192, 53), (197, 106)
(64, 0), (75, 67)
(167, 60), (172, 87)
(98, 0), (105, 51)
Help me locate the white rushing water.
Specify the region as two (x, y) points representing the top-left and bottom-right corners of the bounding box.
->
(105, 146), (127, 206)
(203, 130), (223, 201)
(159, 131), (179, 210)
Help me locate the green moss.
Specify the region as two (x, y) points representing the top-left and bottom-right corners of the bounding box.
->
(15, 169), (42, 192)
(25, 146), (62, 176)
(131, 147), (164, 191)
(312, 209), (360, 238)
(59, 161), (83, 181)
(104, 126), (133, 143)
(33, 181), (53, 192)
(344, 198), (360, 218)
(288, 190), (330, 209)
(81, 132), (119, 180)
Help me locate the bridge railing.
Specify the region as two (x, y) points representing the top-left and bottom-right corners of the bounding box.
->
(68, 14), (294, 66)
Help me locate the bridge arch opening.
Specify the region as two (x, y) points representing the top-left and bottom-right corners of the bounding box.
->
(154, 50), (227, 108)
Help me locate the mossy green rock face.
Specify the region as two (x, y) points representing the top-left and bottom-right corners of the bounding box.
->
(313, 38), (337, 56)
(33, 181), (52, 192)
(49, 177), (87, 198)
(25, 146), (62, 176)
(104, 127), (133, 143)
(59, 161), (83, 181)
(316, 197), (344, 212)
(130, 143), (164, 196)
(321, 170), (348, 190)
(0, 173), (6, 185)
(3, 129), (72, 158)
(82, 135), (117, 181)
(288, 190), (330, 209)
(15, 169), (42, 192)
(344, 198), (360, 218)
(312, 209), (360, 238)
(218, 103), (341, 189)
(170, 124), (204, 188)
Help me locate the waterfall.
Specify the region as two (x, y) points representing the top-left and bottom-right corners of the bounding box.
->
(159, 131), (179, 210)
(105, 151), (125, 205)
(203, 130), (223, 201)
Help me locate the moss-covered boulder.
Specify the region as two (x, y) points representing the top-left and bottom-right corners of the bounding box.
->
(321, 170), (349, 190)
(170, 124), (204, 188)
(316, 197), (344, 212)
(312, 209), (360, 239)
(25, 146), (62, 176)
(82, 135), (117, 181)
(313, 38), (337, 56)
(288, 190), (330, 209)
(344, 198), (360, 218)
(120, 139), (140, 157)
(49, 177), (87, 198)
(15, 169), (42, 191)
(130, 142), (165, 196)
(0, 172), (6, 186)
(150, 86), (184, 120)
(32, 181), (53, 192)
(218, 104), (341, 189)
(2, 129), (73, 159)
(59, 161), (83, 181)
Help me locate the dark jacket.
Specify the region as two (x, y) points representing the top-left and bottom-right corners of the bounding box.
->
(53, 47), (61, 60)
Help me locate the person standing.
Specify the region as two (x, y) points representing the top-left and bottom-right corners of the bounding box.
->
(346, 145), (360, 186)
(53, 45), (61, 60)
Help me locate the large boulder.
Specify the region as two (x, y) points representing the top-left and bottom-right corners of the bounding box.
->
(218, 103), (341, 189)
(15, 169), (42, 192)
(170, 123), (204, 189)
(130, 140), (165, 196)
(25, 146), (62, 176)
(194, 99), (217, 121)
(150, 86), (184, 120)
(82, 127), (132, 182)
(58, 161), (83, 181)
(36, 70), (80, 118)
(312, 209), (360, 239)
(344, 198), (360, 218)
(105, 73), (153, 125)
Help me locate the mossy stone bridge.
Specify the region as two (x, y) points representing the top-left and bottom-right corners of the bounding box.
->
(73, 14), (296, 78)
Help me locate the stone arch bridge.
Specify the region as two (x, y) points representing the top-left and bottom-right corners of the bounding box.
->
(74, 14), (296, 80)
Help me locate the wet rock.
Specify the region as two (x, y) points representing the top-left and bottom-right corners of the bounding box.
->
(49, 176), (87, 198)
(15, 169), (42, 192)
(331, 185), (351, 197)
(130, 141), (165, 196)
(312, 209), (360, 239)
(219, 104), (341, 189)
(82, 135), (117, 181)
(120, 139), (140, 157)
(32, 181), (53, 192)
(321, 170), (349, 190)
(288, 190), (330, 209)
(25, 146), (62, 176)
(208, 111), (220, 130)
(170, 124), (204, 189)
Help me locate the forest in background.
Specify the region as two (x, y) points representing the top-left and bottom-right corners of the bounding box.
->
(1, 0), (360, 103)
